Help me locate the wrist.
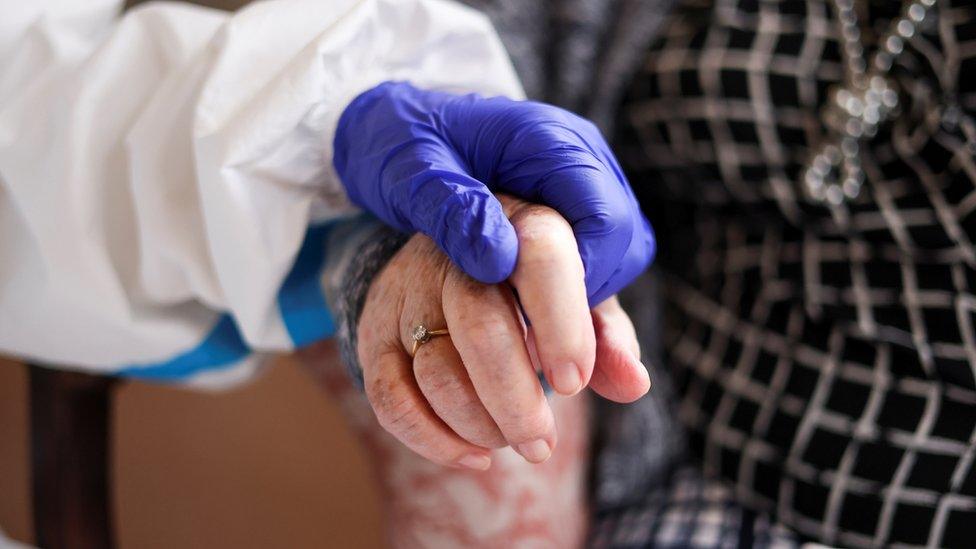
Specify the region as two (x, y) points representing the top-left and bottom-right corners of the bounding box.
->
(334, 223), (411, 389)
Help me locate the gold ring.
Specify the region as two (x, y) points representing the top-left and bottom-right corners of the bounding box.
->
(410, 324), (449, 357)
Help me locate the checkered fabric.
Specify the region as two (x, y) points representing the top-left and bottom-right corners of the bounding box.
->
(615, 0), (976, 547)
(591, 466), (800, 548)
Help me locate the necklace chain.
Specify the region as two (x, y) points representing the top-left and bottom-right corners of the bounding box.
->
(803, 0), (936, 205)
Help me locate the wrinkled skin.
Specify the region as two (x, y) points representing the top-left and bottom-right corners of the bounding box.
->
(296, 339), (592, 548)
(355, 195), (650, 468)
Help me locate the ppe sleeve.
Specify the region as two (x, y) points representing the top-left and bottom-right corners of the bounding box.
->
(0, 0), (524, 387)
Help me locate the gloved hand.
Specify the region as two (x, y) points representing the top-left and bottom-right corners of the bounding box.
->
(333, 81), (654, 306)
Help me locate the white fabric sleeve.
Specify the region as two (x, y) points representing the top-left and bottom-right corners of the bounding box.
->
(0, 0), (524, 385)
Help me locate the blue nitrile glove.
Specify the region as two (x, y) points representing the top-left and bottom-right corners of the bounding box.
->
(333, 81), (655, 306)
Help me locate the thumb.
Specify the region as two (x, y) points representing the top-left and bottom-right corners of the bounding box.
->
(588, 296), (650, 403)
(333, 82), (517, 283)
(390, 160), (518, 284)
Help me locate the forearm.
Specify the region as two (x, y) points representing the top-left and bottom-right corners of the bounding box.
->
(0, 0), (522, 385)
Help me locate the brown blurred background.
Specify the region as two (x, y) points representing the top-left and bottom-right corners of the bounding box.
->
(0, 357), (384, 548)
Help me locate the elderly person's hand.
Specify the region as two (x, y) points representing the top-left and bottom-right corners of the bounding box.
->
(357, 195), (649, 470)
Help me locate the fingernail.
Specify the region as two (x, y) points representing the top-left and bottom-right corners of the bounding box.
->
(635, 357), (652, 393)
(516, 439), (552, 463)
(457, 454), (492, 471)
(551, 362), (582, 394)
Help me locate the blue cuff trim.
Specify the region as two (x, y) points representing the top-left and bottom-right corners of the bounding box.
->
(115, 314), (250, 381)
(277, 221), (337, 347)
(115, 222), (336, 381)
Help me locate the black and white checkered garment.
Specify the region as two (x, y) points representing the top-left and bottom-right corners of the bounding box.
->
(590, 466), (799, 548)
(615, 0), (976, 546)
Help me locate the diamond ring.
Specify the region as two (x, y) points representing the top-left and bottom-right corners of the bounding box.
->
(410, 324), (450, 357)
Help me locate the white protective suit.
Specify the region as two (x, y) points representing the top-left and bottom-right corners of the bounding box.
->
(0, 0), (524, 387)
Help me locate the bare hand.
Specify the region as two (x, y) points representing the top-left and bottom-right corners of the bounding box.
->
(356, 196), (650, 469)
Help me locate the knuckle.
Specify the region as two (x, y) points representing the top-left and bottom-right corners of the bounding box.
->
(514, 209), (572, 253)
(448, 286), (514, 332)
(513, 203), (561, 226)
(463, 315), (518, 355)
(469, 313), (512, 340)
(355, 324), (384, 368)
(365, 372), (423, 439)
(363, 374), (388, 410)
(414, 361), (462, 395)
(375, 394), (426, 440)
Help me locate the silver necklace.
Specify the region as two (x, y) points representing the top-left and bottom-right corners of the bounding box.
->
(803, 0), (936, 205)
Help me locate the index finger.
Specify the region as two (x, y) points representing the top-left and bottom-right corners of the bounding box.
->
(498, 195), (596, 396)
(493, 114), (636, 301)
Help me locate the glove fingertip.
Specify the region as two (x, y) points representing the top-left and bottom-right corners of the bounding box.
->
(640, 215), (657, 265)
(433, 190), (519, 284)
(585, 220), (657, 307)
(454, 223), (518, 284)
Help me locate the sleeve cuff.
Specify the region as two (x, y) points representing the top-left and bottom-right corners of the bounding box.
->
(327, 221), (410, 389)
